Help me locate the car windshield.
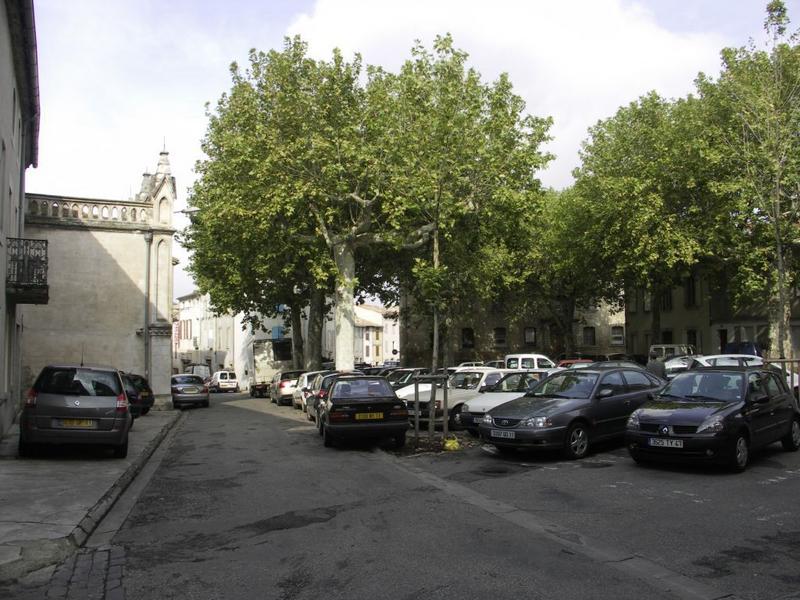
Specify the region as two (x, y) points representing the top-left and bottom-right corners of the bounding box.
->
(173, 375), (204, 385)
(492, 372), (540, 392)
(282, 371), (304, 380)
(529, 372), (598, 399)
(450, 371), (484, 389)
(658, 372), (744, 403)
(37, 367), (122, 397)
(332, 378), (394, 398)
(387, 370), (412, 383)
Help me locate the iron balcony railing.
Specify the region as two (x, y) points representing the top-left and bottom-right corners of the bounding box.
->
(7, 238), (48, 287)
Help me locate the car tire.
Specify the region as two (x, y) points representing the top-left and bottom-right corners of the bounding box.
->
(202, 399), (210, 408)
(113, 437), (129, 459)
(563, 422), (590, 460)
(730, 433), (749, 472)
(323, 423), (334, 447)
(141, 407), (150, 416)
(781, 417), (800, 452)
(394, 432), (406, 449)
(448, 406), (462, 431)
(18, 438), (35, 458)
(628, 449), (647, 465)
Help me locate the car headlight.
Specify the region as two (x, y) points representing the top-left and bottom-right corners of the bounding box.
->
(627, 411), (640, 430)
(521, 416), (552, 428)
(481, 414), (493, 425)
(461, 404), (470, 413)
(697, 417), (725, 434)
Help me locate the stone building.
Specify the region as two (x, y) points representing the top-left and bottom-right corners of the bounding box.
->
(1, 0), (41, 436)
(21, 152), (176, 402)
(174, 290), (236, 372)
(321, 303), (401, 366)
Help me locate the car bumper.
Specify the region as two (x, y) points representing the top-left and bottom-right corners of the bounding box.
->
(20, 415), (130, 445)
(625, 431), (733, 463)
(275, 392), (294, 405)
(478, 424), (567, 449)
(173, 392), (209, 406)
(326, 421), (409, 439)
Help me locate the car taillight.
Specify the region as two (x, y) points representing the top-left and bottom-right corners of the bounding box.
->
(280, 381), (291, 388)
(116, 393), (129, 414)
(329, 409), (350, 421)
(25, 388), (37, 406)
(318, 390), (327, 399)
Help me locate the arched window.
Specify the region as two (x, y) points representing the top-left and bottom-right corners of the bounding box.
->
(61, 204), (69, 218)
(82, 205), (89, 218)
(141, 210), (147, 222)
(131, 208), (137, 221)
(121, 207), (127, 221)
(111, 207), (119, 220)
(29, 200), (38, 216)
(72, 204), (79, 218)
(51, 202), (59, 217)
(159, 197), (169, 224)
(91, 205), (99, 218)
(101, 206), (109, 219)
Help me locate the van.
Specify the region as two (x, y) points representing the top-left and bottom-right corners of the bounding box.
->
(649, 344), (697, 359)
(210, 370), (239, 393)
(504, 353), (557, 370)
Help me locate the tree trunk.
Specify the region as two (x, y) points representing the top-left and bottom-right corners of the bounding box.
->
(649, 289), (662, 346)
(290, 302), (304, 369)
(428, 228), (440, 438)
(333, 242), (356, 371)
(559, 297), (576, 355)
(305, 287), (325, 370)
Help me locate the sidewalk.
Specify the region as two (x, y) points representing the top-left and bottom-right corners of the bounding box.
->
(0, 410), (180, 584)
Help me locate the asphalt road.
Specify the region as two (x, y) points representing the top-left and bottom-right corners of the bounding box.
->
(8, 392), (800, 599)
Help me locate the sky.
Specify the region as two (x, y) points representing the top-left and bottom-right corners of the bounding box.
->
(25, 0), (800, 297)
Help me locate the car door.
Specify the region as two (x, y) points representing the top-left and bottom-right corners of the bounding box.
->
(762, 371), (794, 443)
(745, 372), (776, 447)
(591, 371), (632, 439)
(620, 369), (659, 412)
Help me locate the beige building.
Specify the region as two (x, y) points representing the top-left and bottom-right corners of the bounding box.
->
(1, 0), (41, 436)
(21, 152), (176, 402)
(401, 300), (626, 366)
(173, 291), (236, 372)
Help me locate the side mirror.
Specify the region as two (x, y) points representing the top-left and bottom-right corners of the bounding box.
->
(647, 392), (656, 401)
(597, 388), (614, 398)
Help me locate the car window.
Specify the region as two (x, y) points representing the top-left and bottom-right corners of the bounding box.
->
(622, 370), (653, 392)
(497, 373), (525, 391)
(219, 372), (228, 380)
(598, 372), (625, 396)
(174, 375), (204, 385)
(531, 372), (598, 399)
(37, 367), (122, 397)
(484, 372), (502, 387)
(521, 358), (535, 369)
(450, 371), (484, 389)
(764, 372), (785, 398)
(123, 377), (138, 397)
(743, 357), (763, 367)
(539, 359), (555, 369)
(332, 378), (393, 398)
(226, 371), (237, 380)
(506, 358), (519, 369)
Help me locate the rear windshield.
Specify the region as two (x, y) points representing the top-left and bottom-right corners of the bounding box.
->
(450, 371), (484, 389)
(332, 378), (394, 398)
(281, 371), (305, 380)
(36, 367), (122, 397)
(129, 376), (151, 392)
(174, 375), (204, 385)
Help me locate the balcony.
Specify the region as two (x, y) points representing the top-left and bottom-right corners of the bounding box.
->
(6, 238), (49, 304)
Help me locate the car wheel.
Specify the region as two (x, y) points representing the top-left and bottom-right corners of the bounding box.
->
(323, 423), (334, 447)
(18, 438), (35, 458)
(141, 407), (150, 415)
(394, 432), (406, 449)
(563, 422), (590, 459)
(628, 449), (647, 465)
(781, 417), (800, 452)
(113, 437), (129, 459)
(730, 433), (749, 472)
(202, 399), (210, 408)
(448, 406), (462, 430)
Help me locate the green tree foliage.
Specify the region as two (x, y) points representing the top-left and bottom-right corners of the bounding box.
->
(695, 0), (800, 356)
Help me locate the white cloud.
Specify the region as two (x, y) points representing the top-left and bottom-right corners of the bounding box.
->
(288, 0), (727, 187)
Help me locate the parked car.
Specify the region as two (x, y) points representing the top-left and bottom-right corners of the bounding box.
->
(270, 370), (306, 406)
(557, 359), (594, 368)
(689, 354), (800, 397)
(398, 366), (511, 428)
(649, 344), (697, 359)
(386, 368), (429, 390)
(293, 370), (329, 411)
(478, 367), (664, 458)
(317, 376), (409, 448)
(484, 360), (505, 368)
(209, 370), (239, 393)
(588, 360), (646, 370)
(306, 371), (361, 421)
(19, 365), (132, 458)
(171, 374), (210, 409)
(626, 366), (800, 471)
(121, 372), (154, 417)
(458, 371), (544, 433)
(458, 361), (484, 367)
(504, 353), (557, 370)
(722, 341), (763, 357)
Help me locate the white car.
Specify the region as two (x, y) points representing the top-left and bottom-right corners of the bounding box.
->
(691, 354), (799, 395)
(457, 371), (545, 433)
(293, 370), (328, 411)
(504, 353), (557, 370)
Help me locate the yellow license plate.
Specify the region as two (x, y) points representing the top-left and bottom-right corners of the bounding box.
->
(61, 419), (95, 428)
(355, 412), (383, 420)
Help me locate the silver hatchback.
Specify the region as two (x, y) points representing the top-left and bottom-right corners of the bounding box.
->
(19, 365), (132, 458)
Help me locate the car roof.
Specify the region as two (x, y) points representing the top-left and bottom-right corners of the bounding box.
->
(46, 364), (119, 371)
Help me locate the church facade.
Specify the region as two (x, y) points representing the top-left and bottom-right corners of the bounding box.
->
(21, 152), (176, 402)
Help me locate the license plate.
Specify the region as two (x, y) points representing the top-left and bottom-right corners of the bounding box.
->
(649, 438), (683, 448)
(183, 387), (198, 393)
(407, 409), (417, 416)
(59, 418), (96, 428)
(491, 429), (516, 439)
(355, 412), (383, 420)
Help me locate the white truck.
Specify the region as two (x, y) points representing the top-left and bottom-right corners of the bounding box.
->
(249, 339), (292, 398)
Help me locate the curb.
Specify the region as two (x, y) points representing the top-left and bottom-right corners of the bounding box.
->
(0, 410), (182, 584)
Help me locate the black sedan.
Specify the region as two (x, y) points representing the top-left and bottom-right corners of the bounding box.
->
(317, 376), (409, 449)
(478, 368), (664, 459)
(626, 366), (800, 471)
